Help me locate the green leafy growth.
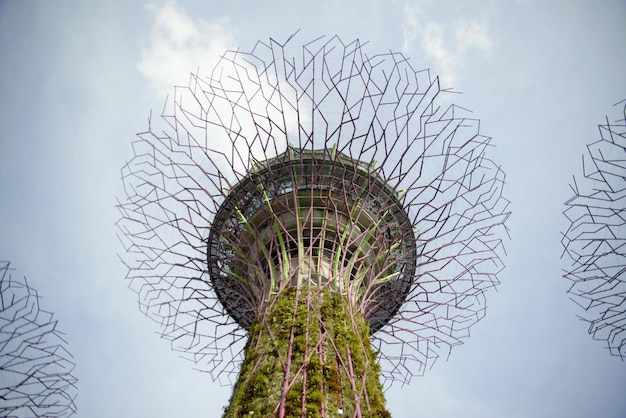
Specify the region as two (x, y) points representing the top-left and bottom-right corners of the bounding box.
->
(223, 287), (391, 417)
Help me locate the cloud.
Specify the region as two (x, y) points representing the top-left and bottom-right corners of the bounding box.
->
(421, 22), (459, 85)
(402, 1), (425, 52)
(402, 3), (493, 87)
(137, 1), (236, 96)
(456, 19), (493, 52)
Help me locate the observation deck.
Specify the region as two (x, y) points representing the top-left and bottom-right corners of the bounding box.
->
(207, 147), (417, 333)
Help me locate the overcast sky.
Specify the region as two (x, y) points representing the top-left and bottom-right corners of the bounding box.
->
(0, 1), (625, 417)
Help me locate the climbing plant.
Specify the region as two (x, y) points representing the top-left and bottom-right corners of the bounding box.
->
(223, 286), (390, 417)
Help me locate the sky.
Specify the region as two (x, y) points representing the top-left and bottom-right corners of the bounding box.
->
(0, 1), (624, 417)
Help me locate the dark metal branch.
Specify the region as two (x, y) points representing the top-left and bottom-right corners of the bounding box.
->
(562, 99), (626, 359)
(0, 262), (77, 417)
(117, 35), (510, 390)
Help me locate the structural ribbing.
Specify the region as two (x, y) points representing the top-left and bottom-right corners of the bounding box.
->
(0, 262), (77, 417)
(118, 34), (510, 414)
(562, 99), (626, 359)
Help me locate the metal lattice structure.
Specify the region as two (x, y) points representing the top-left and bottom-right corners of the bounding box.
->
(0, 262), (77, 417)
(117, 34), (510, 399)
(562, 99), (626, 359)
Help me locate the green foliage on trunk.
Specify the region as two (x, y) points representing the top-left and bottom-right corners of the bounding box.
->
(223, 287), (391, 417)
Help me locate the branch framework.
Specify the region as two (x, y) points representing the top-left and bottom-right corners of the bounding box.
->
(118, 34), (510, 387)
(0, 261), (77, 417)
(562, 99), (626, 359)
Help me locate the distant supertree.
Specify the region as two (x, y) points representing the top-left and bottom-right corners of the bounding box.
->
(118, 35), (510, 416)
(562, 99), (626, 359)
(0, 262), (77, 417)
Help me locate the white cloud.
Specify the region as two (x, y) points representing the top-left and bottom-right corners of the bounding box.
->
(137, 1), (236, 96)
(456, 19), (493, 52)
(402, 3), (493, 87)
(402, 1), (422, 52)
(421, 21), (459, 86)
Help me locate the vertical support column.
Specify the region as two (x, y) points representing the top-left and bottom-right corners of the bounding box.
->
(222, 287), (391, 418)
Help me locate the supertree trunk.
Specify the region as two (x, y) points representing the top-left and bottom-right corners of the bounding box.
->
(223, 287), (389, 418)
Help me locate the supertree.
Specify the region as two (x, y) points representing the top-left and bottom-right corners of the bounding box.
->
(562, 99), (626, 359)
(118, 35), (510, 416)
(0, 261), (77, 417)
